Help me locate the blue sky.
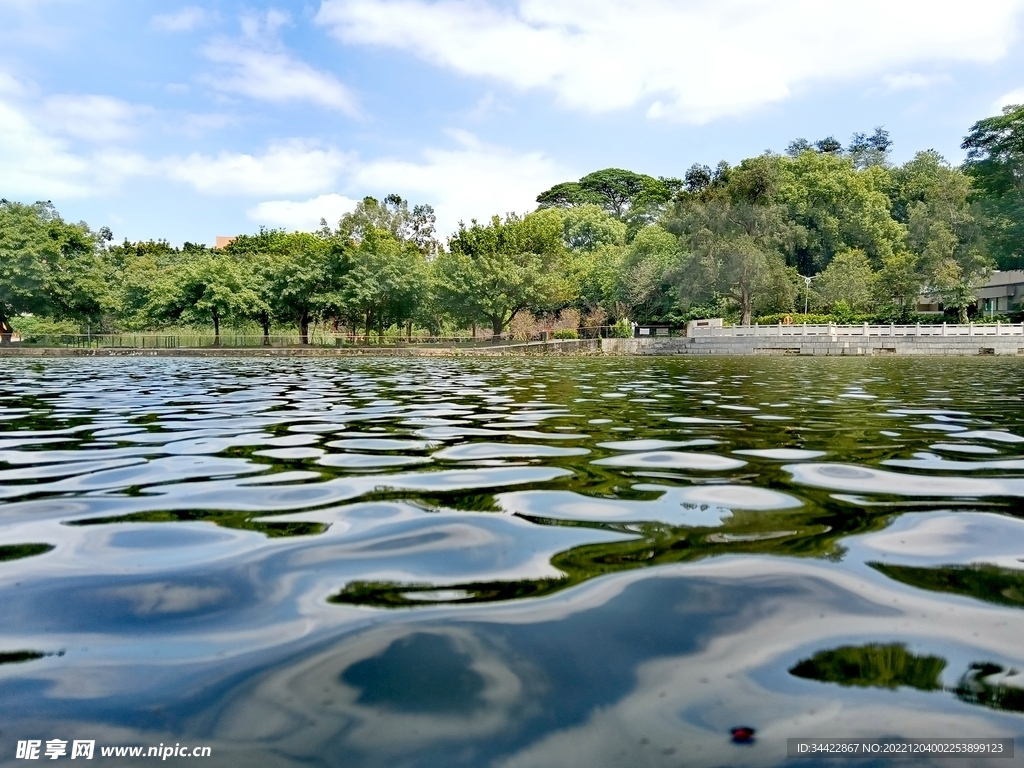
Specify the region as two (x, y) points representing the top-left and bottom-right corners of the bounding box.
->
(3, 0), (1024, 246)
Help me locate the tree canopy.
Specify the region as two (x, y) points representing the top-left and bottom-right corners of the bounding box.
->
(2, 111), (1018, 340)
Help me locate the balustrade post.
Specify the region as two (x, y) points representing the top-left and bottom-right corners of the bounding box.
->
(969, 322), (974, 337)
(889, 322), (894, 336)
(997, 321), (1002, 336)
(915, 322), (920, 336)
(942, 322), (947, 336)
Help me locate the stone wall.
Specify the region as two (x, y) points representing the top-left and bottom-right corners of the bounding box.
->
(613, 336), (1024, 356)
(2, 335), (1020, 357)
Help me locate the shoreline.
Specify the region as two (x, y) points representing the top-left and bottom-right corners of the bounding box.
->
(3, 336), (1024, 357)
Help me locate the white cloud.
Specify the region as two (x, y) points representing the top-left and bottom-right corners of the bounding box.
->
(240, 8), (291, 40)
(352, 130), (571, 236)
(242, 132), (569, 237)
(247, 193), (359, 230)
(202, 42), (359, 114)
(163, 140), (354, 196)
(882, 72), (948, 90)
(994, 88), (1024, 111)
(0, 97), (92, 198)
(317, 0), (1024, 123)
(152, 6), (212, 32)
(42, 94), (144, 142)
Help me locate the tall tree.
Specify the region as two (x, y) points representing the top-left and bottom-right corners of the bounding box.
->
(435, 210), (565, 336)
(962, 104), (1024, 269)
(334, 228), (427, 340)
(897, 151), (990, 322)
(537, 168), (674, 221)
(226, 230), (339, 344)
(813, 249), (877, 312)
(668, 201), (793, 325)
(327, 194), (438, 256)
(149, 250), (265, 346)
(0, 200), (108, 341)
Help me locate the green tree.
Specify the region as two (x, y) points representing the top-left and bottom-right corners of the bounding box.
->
(668, 201), (793, 325)
(107, 239), (182, 330)
(435, 210), (565, 336)
(0, 200), (109, 342)
(875, 251), (923, 321)
(328, 194), (438, 257)
(334, 228), (426, 340)
(149, 250), (265, 345)
(616, 225), (681, 323)
(537, 168), (675, 221)
(813, 249), (877, 312)
(903, 154), (990, 321)
(226, 230), (338, 344)
(775, 150), (905, 273)
(962, 105), (1024, 269)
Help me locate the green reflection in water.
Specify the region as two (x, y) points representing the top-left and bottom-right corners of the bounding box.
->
(871, 563), (1024, 609)
(72, 510), (327, 538)
(789, 643), (946, 690)
(0, 543), (54, 561)
(0, 651), (45, 665)
(789, 644), (1024, 714)
(956, 663), (1024, 713)
(330, 503), (886, 607)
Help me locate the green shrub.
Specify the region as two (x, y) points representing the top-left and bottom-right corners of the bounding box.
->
(552, 329), (579, 340)
(609, 319), (633, 338)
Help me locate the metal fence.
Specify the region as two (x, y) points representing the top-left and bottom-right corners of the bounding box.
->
(0, 326), (637, 349)
(688, 322), (1024, 338)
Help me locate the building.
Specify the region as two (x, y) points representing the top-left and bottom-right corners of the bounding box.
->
(214, 236), (237, 250)
(976, 270), (1024, 314)
(915, 270), (1024, 315)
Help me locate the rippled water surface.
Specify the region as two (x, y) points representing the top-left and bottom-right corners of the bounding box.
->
(3, 356), (1024, 766)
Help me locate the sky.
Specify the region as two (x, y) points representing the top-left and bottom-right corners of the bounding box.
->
(3, 0), (1024, 246)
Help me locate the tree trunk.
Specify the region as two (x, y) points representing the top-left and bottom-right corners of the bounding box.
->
(299, 312), (310, 345)
(740, 289), (752, 327)
(406, 321), (412, 341)
(491, 315), (504, 343)
(0, 313), (11, 346)
(261, 315), (271, 346)
(959, 304), (968, 323)
(212, 309), (221, 347)
(472, 322), (476, 339)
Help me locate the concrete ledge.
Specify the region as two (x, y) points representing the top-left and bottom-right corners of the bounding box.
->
(2, 336), (1021, 357)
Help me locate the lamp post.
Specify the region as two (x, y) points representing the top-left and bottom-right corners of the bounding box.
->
(801, 275), (815, 316)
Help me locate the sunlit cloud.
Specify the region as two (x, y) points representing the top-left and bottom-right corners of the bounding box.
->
(163, 140), (355, 196)
(201, 10), (359, 114)
(351, 129), (572, 236)
(247, 193), (360, 231)
(881, 72), (949, 90)
(317, 0), (1024, 123)
(151, 6), (213, 33)
(993, 87), (1024, 111)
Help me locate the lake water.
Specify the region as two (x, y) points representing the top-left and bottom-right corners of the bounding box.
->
(2, 356), (1024, 766)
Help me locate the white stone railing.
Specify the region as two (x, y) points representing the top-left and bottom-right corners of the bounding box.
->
(688, 322), (1024, 338)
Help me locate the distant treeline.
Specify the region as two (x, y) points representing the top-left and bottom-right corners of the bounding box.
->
(2, 107), (1023, 342)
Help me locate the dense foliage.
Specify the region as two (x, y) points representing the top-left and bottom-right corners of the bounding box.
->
(3, 108), (1023, 342)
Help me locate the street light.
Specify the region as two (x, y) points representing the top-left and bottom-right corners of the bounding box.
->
(800, 274), (815, 316)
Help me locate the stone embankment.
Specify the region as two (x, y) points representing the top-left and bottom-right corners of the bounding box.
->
(2, 332), (1022, 357)
(616, 336), (1024, 355)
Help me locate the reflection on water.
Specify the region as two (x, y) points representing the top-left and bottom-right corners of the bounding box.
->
(790, 643), (946, 690)
(790, 644), (1024, 715)
(2, 356), (1024, 765)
